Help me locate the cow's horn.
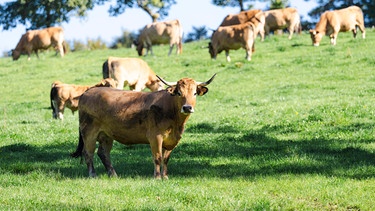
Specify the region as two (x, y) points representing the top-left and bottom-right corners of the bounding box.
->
(156, 75), (177, 86)
(197, 73), (217, 86)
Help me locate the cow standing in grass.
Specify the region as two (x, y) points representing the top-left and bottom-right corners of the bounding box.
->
(209, 22), (256, 62)
(309, 6), (365, 46)
(263, 8), (301, 40)
(50, 78), (116, 120)
(134, 19), (183, 56)
(102, 57), (163, 91)
(219, 9), (266, 41)
(71, 74), (216, 179)
(12, 26), (66, 61)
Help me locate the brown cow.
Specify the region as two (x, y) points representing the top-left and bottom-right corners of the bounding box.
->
(50, 78), (116, 120)
(102, 57), (164, 91)
(12, 26), (66, 61)
(219, 9), (266, 41)
(209, 22), (256, 62)
(263, 8), (301, 40)
(134, 19), (183, 56)
(309, 6), (366, 46)
(70, 74), (216, 179)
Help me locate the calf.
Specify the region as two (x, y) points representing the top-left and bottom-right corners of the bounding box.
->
(50, 78), (116, 120)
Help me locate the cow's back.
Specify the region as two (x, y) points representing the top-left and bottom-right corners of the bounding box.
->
(109, 57), (156, 87)
(79, 87), (169, 144)
(220, 9), (261, 26)
(335, 6), (364, 30)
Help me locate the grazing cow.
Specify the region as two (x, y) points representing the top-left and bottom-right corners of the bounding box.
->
(50, 78), (116, 120)
(71, 74), (216, 179)
(309, 6), (365, 46)
(134, 19), (183, 56)
(209, 22), (256, 62)
(102, 57), (164, 91)
(12, 26), (66, 61)
(263, 8), (301, 39)
(219, 9), (266, 41)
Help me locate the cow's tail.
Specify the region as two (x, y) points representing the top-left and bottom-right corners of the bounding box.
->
(102, 60), (110, 79)
(70, 128), (84, 161)
(50, 84), (58, 119)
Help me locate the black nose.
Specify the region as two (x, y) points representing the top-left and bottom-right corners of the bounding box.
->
(182, 105), (194, 113)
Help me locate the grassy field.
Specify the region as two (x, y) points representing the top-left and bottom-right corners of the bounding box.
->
(1, 29), (375, 210)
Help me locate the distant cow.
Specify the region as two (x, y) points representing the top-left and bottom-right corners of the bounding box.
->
(71, 74), (216, 179)
(50, 78), (116, 120)
(309, 6), (365, 46)
(102, 57), (164, 91)
(263, 8), (301, 39)
(12, 26), (66, 61)
(134, 19), (183, 56)
(209, 22), (256, 62)
(219, 9), (266, 41)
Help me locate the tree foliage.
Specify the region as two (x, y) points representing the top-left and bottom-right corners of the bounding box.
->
(108, 0), (176, 22)
(0, 0), (106, 30)
(307, 0), (375, 26)
(268, 0), (289, 9)
(0, 0), (175, 31)
(184, 26), (209, 43)
(211, 0), (255, 11)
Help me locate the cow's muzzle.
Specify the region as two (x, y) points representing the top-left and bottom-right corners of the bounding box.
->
(182, 105), (194, 114)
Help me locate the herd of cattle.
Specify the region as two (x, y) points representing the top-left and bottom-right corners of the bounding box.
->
(11, 5), (367, 179)
(11, 5), (366, 63)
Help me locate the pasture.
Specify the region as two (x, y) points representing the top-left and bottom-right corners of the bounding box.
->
(1, 30), (375, 210)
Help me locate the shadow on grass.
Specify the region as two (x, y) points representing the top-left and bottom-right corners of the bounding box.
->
(1, 121), (375, 179)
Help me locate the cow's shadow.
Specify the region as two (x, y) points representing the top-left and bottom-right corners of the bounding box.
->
(1, 121), (375, 179)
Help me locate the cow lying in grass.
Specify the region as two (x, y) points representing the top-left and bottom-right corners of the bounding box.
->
(50, 78), (116, 120)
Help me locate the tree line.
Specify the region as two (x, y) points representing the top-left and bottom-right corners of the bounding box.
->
(0, 0), (374, 49)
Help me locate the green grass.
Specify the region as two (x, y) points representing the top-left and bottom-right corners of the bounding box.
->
(1, 30), (375, 210)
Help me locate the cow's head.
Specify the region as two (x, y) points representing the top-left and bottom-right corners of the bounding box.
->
(157, 74), (216, 114)
(309, 30), (323, 46)
(208, 42), (217, 59)
(147, 78), (164, 92)
(96, 78), (117, 88)
(11, 49), (21, 60)
(133, 40), (144, 56)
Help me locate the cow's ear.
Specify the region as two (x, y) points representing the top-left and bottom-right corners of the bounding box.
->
(166, 86), (177, 96)
(197, 86), (208, 96)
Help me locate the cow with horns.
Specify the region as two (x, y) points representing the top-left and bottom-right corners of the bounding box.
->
(71, 74), (216, 179)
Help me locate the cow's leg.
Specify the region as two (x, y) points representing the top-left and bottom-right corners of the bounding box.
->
(57, 42), (64, 57)
(116, 79), (125, 90)
(34, 49), (39, 59)
(57, 102), (65, 120)
(357, 24), (366, 39)
(97, 134), (117, 177)
(330, 32), (338, 45)
(162, 149), (172, 179)
(225, 50), (231, 62)
(148, 134), (163, 179)
(168, 43), (174, 56)
(352, 28), (357, 38)
(149, 45), (154, 56)
(287, 25), (294, 39)
(80, 117), (99, 177)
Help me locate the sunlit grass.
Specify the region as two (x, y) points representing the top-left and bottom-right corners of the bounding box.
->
(1, 29), (375, 210)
